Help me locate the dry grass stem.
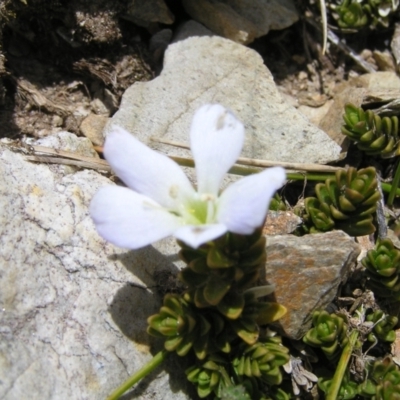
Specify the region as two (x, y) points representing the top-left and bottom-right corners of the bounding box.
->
(152, 138), (342, 173)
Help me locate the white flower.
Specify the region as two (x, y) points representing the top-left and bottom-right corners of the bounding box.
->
(90, 104), (286, 249)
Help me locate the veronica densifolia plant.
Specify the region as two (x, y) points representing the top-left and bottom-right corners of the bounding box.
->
(90, 104), (287, 399)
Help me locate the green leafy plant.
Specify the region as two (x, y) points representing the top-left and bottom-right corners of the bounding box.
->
(147, 293), (230, 359)
(304, 166), (381, 236)
(186, 354), (233, 399)
(232, 337), (290, 386)
(359, 357), (400, 399)
(184, 336), (291, 399)
(178, 229), (267, 310)
(335, 0), (369, 28)
(318, 370), (359, 399)
(341, 103), (400, 157)
(269, 194), (287, 211)
(147, 229), (288, 399)
(363, 238), (400, 301)
(303, 310), (349, 362)
(366, 309), (398, 343)
(333, 0), (399, 29)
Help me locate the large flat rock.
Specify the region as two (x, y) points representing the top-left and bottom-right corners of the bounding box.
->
(0, 144), (191, 400)
(105, 36), (341, 166)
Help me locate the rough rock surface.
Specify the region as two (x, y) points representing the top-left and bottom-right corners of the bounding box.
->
(36, 130), (99, 158)
(35, 130), (101, 175)
(173, 20), (214, 43)
(263, 211), (302, 235)
(0, 144), (192, 400)
(106, 36), (341, 166)
(181, 0), (298, 44)
(265, 231), (361, 340)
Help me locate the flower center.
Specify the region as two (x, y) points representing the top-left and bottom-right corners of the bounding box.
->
(179, 193), (217, 225)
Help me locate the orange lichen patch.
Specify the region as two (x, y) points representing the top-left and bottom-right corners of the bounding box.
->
(263, 211), (301, 235)
(265, 231), (360, 339)
(268, 260), (339, 332)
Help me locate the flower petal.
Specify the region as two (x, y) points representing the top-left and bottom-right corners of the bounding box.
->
(190, 104), (245, 195)
(104, 126), (195, 210)
(90, 185), (182, 249)
(217, 167), (286, 234)
(174, 224), (227, 249)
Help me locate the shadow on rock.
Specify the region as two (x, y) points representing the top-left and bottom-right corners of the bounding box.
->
(108, 244), (183, 345)
(120, 350), (197, 400)
(109, 243), (196, 399)
(111, 244), (182, 290)
(109, 282), (159, 346)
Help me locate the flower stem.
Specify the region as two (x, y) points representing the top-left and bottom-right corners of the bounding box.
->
(106, 349), (169, 400)
(326, 330), (359, 400)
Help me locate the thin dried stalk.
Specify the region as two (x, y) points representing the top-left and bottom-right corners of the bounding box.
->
(319, 0), (328, 55)
(24, 155), (112, 172)
(2, 139), (340, 177)
(152, 138), (341, 173)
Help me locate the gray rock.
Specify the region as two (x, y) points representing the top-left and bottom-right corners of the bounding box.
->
(36, 130), (99, 158)
(123, 0), (174, 28)
(181, 0), (299, 44)
(265, 231), (361, 340)
(35, 131), (100, 174)
(0, 145), (191, 400)
(173, 20), (214, 43)
(106, 36), (341, 167)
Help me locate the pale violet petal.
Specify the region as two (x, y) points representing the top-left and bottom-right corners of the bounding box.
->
(90, 185), (182, 249)
(190, 104), (244, 195)
(217, 167), (286, 234)
(104, 126), (195, 210)
(174, 224), (227, 249)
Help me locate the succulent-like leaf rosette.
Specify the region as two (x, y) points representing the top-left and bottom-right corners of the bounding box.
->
(147, 293), (235, 359)
(318, 370), (358, 399)
(186, 354), (232, 399)
(336, 0), (369, 28)
(303, 311), (349, 362)
(148, 289), (287, 360)
(363, 238), (400, 301)
(359, 357), (400, 399)
(178, 229), (266, 307)
(366, 309), (398, 343)
(304, 166), (381, 236)
(334, 0), (399, 29)
(341, 103), (400, 157)
(232, 337), (290, 386)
